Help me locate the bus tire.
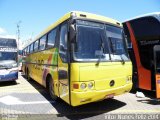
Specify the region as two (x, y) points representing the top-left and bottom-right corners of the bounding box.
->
(26, 68), (30, 81)
(25, 67), (27, 78)
(24, 67), (26, 77)
(48, 77), (57, 100)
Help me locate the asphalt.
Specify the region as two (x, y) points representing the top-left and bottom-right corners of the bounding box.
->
(0, 73), (160, 120)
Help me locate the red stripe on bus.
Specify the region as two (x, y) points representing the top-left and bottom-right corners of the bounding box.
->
(126, 22), (151, 90)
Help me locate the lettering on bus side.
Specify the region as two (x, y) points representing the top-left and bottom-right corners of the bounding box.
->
(35, 59), (44, 71)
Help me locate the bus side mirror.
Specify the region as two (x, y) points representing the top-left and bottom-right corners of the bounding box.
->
(69, 24), (76, 42)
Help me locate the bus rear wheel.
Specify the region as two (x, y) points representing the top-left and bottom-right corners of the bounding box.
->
(48, 77), (57, 100)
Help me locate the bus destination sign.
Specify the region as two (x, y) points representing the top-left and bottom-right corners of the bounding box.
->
(0, 47), (17, 52)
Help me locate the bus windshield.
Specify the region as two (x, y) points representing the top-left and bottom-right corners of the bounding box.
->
(0, 52), (17, 68)
(0, 38), (17, 48)
(73, 20), (129, 62)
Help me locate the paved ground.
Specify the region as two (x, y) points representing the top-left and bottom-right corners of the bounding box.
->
(0, 73), (160, 120)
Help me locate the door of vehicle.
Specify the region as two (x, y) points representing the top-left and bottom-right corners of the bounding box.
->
(153, 45), (160, 98)
(58, 23), (70, 104)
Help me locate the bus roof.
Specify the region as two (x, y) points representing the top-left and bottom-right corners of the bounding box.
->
(123, 12), (160, 23)
(32, 11), (121, 45)
(23, 11), (122, 49)
(0, 37), (16, 40)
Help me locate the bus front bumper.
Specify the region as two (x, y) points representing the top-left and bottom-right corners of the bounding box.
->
(71, 83), (132, 106)
(0, 72), (18, 82)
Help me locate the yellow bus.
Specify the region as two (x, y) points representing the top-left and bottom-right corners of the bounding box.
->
(22, 11), (132, 106)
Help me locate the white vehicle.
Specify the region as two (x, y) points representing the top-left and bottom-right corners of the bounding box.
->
(0, 38), (18, 82)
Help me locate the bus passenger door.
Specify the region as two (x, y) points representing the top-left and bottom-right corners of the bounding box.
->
(58, 23), (70, 104)
(154, 45), (160, 98)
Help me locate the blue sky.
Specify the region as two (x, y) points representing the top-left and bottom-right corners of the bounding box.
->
(0, 0), (160, 47)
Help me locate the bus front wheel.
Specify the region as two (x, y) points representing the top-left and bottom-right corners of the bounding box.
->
(48, 77), (57, 100)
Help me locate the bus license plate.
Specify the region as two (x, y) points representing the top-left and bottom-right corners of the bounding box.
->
(105, 94), (114, 99)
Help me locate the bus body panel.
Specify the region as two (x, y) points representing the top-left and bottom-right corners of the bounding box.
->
(26, 48), (58, 86)
(57, 55), (70, 104)
(70, 62), (132, 106)
(25, 47), (70, 104)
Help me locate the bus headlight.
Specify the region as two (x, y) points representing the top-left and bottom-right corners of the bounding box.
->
(80, 83), (87, 89)
(12, 64), (18, 67)
(88, 82), (93, 89)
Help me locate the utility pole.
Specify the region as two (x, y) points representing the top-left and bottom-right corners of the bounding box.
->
(16, 21), (21, 66)
(16, 21), (21, 50)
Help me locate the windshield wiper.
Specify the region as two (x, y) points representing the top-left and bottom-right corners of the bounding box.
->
(108, 37), (115, 54)
(95, 53), (103, 66)
(96, 35), (105, 66)
(120, 55), (125, 65)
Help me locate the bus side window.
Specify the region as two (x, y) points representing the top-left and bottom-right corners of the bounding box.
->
(30, 43), (34, 53)
(59, 23), (68, 62)
(46, 28), (57, 49)
(25, 48), (27, 56)
(26, 46), (30, 54)
(23, 49), (26, 56)
(39, 35), (46, 50)
(34, 40), (39, 52)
